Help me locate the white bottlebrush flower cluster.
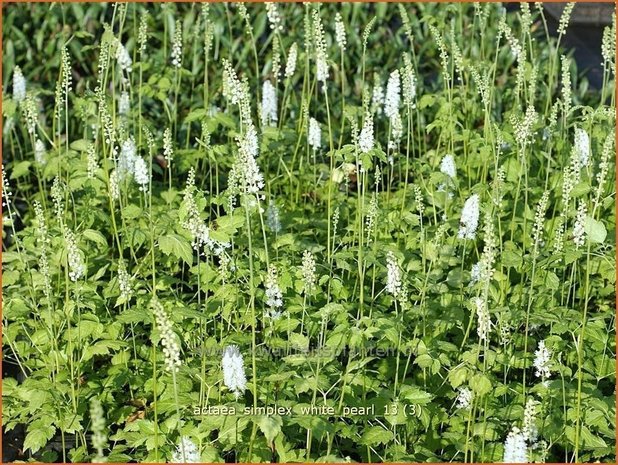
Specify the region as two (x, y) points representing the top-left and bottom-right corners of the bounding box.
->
(414, 185), (425, 216)
(533, 340), (551, 382)
(33, 200), (52, 299)
(117, 260), (133, 301)
(358, 112), (374, 154)
(470, 65), (491, 107)
(133, 157), (149, 192)
(384, 70), (401, 120)
(23, 95), (38, 135)
(365, 193), (379, 240)
(228, 131), (264, 202)
(557, 2), (575, 36)
(95, 25), (112, 85)
(181, 168), (229, 255)
(2, 166), (12, 209)
(222, 345), (247, 398)
(332, 206), (340, 239)
(428, 24), (450, 82)
(573, 127), (590, 168)
(491, 167), (506, 207)
(511, 105), (538, 151)
(261, 80), (278, 127)
(440, 154), (456, 179)
(99, 98), (116, 153)
(521, 398), (539, 443)
(308, 117), (321, 151)
(64, 229), (85, 282)
(138, 12), (148, 54)
(272, 36), (282, 83)
(594, 133), (614, 211)
(265, 2), (283, 33)
(163, 127), (174, 163)
(87, 143), (99, 179)
(503, 426), (528, 463)
(503, 397), (543, 463)
(109, 170), (120, 201)
(401, 55), (417, 108)
(265, 265), (283, 319)
(222, 59), (264, 205)
(171, 436), (200, 463)
(385, 251), (402, 298)
(313, 9), (328, 83)
(116, 40), (132, 74)
(335, 12), (346, 50)
(117, 137), (150, 192)
(222, 59), (246, 106)
(388, 111), (403, 153)
(13, 66), (26, 103)
(266, 202), (282, 233)
(456, 386), (473, 410)
(171, 20), (183, 68)
(458, 194), (480, 240)
(151, 298), (181, 373)
(473, 212), (497, 288)
(51, 176), (64, 217)
(301, 250), (317, 294)
(118, 137), (137, 180)
(572, 200), (587, 248)
(601, 17), (616, 70)
(531, 191), (550, 254)
(55, 46), (73, 124)
(285, 43), (298, 79)
(498, 16), (524, 62)
(561, 55), (572, 116)
(473, 296), (491, 341)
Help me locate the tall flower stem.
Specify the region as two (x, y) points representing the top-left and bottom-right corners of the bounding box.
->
(243, 197), (259, 459)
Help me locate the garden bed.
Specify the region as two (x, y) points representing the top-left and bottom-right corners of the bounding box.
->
(2, 2), (616, 463)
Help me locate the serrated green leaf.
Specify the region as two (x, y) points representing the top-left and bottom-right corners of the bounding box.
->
(159, 234), (193, 265)
(24, 424), (55, 454)
(258, 415), (282, 444)
(360, 426), (392, 446)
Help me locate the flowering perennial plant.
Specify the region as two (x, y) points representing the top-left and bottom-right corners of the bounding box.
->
(2, 3), (615, 464)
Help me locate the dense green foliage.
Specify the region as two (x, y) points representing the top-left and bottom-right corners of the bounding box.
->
(2, 2), (616, 463)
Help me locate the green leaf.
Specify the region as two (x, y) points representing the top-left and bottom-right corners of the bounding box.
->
(258, 415), (282, 444)
(360, 426), (392, 446)
(418, 94), (436, 109)
(580, 425), (608, 449)
(501, 250), (522, 269)
(70, 139), (92, 152)
(584, 216), (607, 244)
(216, 213), (245, 234)
(415, 354), (433, 368)
(469, 373), (492, 396)
(116, 308), (150, 324)
(400, 386), (433, 405)
(10, 161), (30, 178)
(571, 182), (591, 198)
(83, 229), (108, 249)
(24, 424), (56, 453)
(159, 234), (193, 265)
(185, 108), (208, 124)
(123, 204), (142, 220)
(448, 366), (468, 388)
(3, 99), (17, 117)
